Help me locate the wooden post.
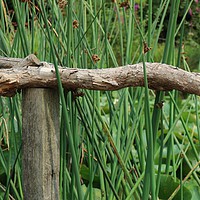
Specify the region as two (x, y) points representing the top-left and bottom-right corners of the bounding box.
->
(22, 88), (60, 200)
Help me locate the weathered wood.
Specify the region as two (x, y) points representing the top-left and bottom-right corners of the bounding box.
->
(22, 88), (60, 200)
(0, 54), (200, 96)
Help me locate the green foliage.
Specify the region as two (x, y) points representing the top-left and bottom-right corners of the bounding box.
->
(0, 0), (200, 199)
(158, 174), (192, 199)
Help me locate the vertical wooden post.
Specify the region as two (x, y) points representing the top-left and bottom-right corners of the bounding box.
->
(22, 88), (60, 200)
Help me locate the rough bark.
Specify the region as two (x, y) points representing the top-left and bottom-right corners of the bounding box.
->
(0, 54), (200, 96)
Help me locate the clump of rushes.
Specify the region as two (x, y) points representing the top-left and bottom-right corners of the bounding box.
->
(0, 0), (199, 200)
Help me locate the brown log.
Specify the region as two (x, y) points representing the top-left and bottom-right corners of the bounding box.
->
(0, 54), (200, 96)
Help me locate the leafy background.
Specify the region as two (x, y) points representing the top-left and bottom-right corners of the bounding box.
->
(0, 0), (200, 199)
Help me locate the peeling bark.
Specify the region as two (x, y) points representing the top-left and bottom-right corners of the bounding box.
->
(0, 54), (200, 97)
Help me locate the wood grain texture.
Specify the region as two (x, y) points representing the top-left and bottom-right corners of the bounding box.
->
(0, 54), (200, 96)
(22, 88), (60, 200)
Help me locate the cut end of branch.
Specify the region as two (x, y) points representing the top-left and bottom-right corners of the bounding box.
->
(0, 75), (19, 97)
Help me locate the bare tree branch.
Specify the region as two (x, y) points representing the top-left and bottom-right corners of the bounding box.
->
(0, 54), (200, 97)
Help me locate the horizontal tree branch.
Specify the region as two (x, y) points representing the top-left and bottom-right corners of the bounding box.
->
(0, 54), (200, 97)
